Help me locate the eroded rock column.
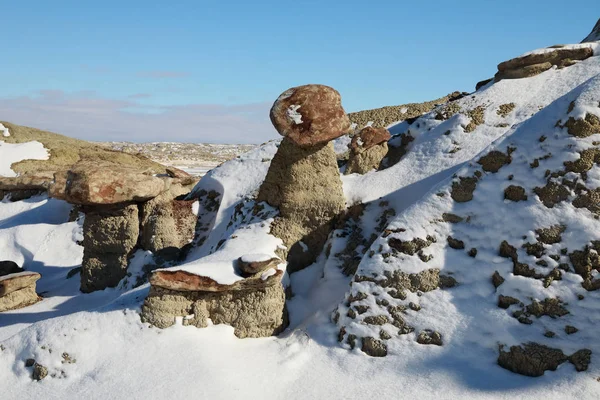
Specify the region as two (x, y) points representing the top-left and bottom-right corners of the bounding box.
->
(257, 84), (349, 272)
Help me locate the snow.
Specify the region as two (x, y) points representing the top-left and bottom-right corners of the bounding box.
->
(287, 105), (303, 125)
(191, 201), (200, 216)
(0, 141), (49, 177)
(0, 271), (38, 282)
(0, 123), (10, 137)
(1, 43), (600, 400)
(240, 253), (274, 263)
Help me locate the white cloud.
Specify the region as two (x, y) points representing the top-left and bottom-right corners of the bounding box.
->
(0, 90), (277, 144)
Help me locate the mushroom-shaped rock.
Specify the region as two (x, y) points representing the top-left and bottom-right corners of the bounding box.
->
(345, 126), (390, 175)
(50, 160), (166, 205)
(259, 85), (348, 272)
(0, 272), (41, 312)
(270, 84), (351, 147)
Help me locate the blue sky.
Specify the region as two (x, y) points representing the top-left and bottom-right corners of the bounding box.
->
(0, 0), (597, 143)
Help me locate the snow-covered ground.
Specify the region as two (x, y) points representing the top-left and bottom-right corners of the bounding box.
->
(1, 44), (600, 399)
(0, 141), (48, 177)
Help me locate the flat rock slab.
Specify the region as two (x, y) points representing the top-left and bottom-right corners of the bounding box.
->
(0, 272), (41, 297)
(150, 268), (283, 292)
(50, 160), (167, 205)
(498, 47), (594, 71)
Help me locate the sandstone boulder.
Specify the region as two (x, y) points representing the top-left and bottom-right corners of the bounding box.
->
(495, 46), (594, 81)
(50, 160), (166, 205)
(0, 272), (41, 312)
(270, 85), (351, 147)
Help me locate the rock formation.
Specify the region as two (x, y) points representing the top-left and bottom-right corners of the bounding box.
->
(345, 126), (391, 174)
(0, 120), (167, 202)
(495, 46), (594, 81)
(258, 84), (349, 272)
(141, 267), (286, 338)
(0, 264), (41, 312)
(49, 160), (197, 292)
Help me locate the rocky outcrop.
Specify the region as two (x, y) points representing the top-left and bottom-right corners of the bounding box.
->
(348, 92), (465, 129)
(0, 271), (41, 312)
(49, 159), (197, 292)
(582, 18), (600, 42)
(141, 268), (286, 338)
(495, 46), (594, 81)
(345, 126), (391, 175)
(258, 85), (349, 272)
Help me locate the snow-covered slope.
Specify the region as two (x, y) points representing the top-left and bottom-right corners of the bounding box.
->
(1, 38), (600, 399)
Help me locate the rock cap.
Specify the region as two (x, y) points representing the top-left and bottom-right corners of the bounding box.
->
(270, 84), (351, 147)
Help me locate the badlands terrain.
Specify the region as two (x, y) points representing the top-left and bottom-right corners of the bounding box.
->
(0, 18), (599, 400)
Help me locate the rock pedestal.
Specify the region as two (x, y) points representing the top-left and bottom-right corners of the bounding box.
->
(258, 84), (349, 272)
(49, 160), (198, 292)
(141, 268), (286, 338)
(80, 204), (139, 293)
(345, 126), (390, 175)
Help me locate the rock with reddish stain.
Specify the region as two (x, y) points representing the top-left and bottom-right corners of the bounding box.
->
(351, 126), (391, 151)
(50, 160), (166, 205)
(270, 84), (351, 147)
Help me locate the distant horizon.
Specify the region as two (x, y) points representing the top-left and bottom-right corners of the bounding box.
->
(0, 1), (597, 143)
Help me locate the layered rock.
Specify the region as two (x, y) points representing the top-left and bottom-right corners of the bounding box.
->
(0, 271), (41, 312)
(257, 84), (349, 272)
(345, 126), (390, 175)
(495, 46), (594, 81)
(141, 267), (286, 338)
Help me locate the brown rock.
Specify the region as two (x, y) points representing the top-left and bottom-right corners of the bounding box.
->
(139, 182), (197, 259)
(497, 47), (593, 72)
(0, 272), (40, 297)
(498, 343), (568, 377)
(269, 85), (351, 147)
(149, 268), (283, 292)
(238, 255), (281, 276)
(141, 282), (287, 338)
(50, 160), (166, 205)
(345, 142), (388, 175)
(0, 272), (41, 312)
(350, 126), (391, 151)
(496, 62), (553, 80)
(80, 204), (139, 292)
